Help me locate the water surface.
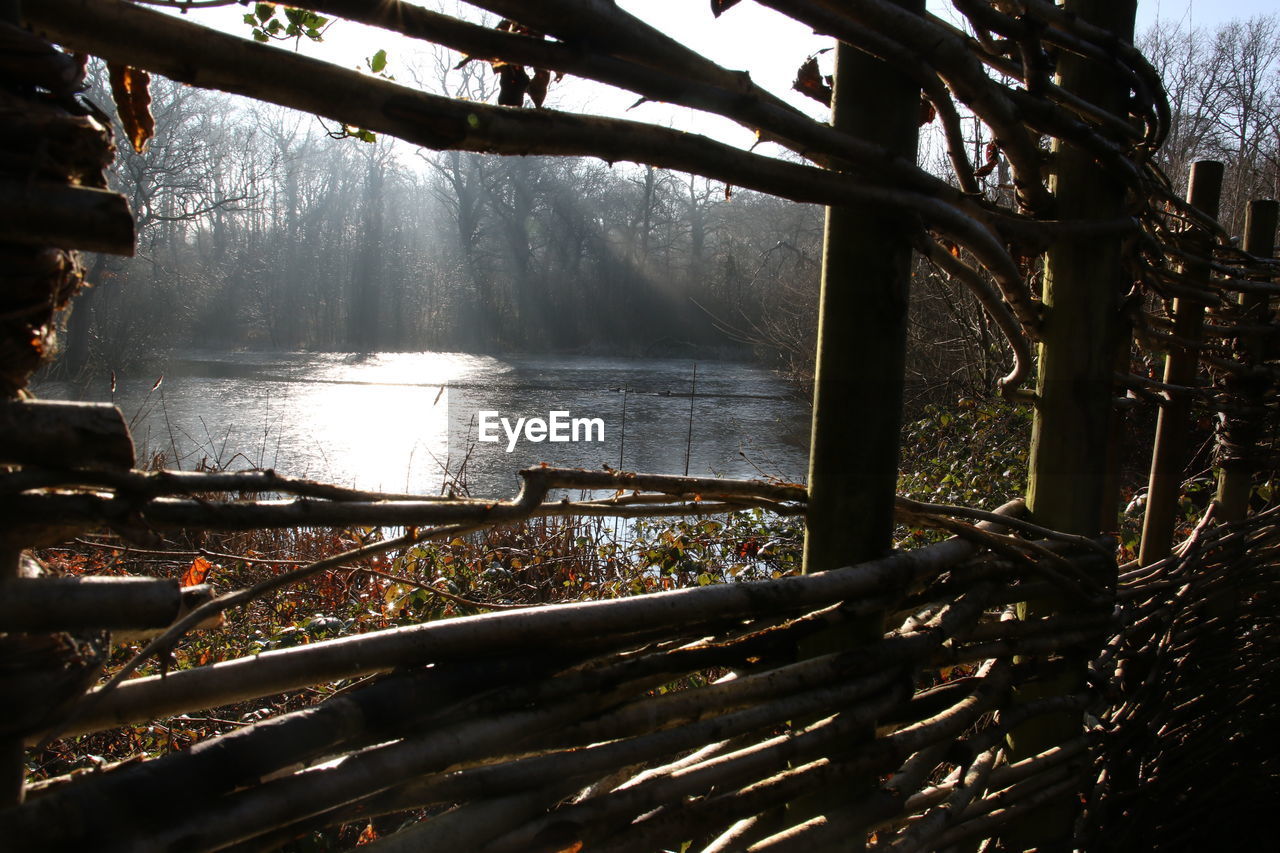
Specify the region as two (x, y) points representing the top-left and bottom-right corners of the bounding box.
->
(39, 352), (809, 497)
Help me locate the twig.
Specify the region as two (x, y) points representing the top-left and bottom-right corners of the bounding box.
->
(37, 521), (480, 748)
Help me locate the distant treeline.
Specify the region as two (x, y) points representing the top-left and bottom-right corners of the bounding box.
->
(56, 60), (822, 376)
(55, 13), (1278, 401)
(1139, 15), (1279, 233)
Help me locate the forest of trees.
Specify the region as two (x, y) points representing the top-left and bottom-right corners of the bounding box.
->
(1140, 15), (1280, 233)
(53, 13), (1279, 397)
(54, 55), (824, 376)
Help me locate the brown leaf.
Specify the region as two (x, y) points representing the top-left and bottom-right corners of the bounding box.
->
(792, 57), (832, 106)
(973, 140), (1001, 178)
(710, 0), (743, 16)
(108, 63), (155, 153)
(181, 556), (215, 587)
(919, 94), (937, 126)
(528, 68), (551, 107)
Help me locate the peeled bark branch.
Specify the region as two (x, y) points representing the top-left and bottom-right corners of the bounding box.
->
(919, 238), (1032, 393)
(20, 1), (941, 219)
(0, 576), (210, 632)
(763, 0), (1055, 214)
(0, 179), (134, 255)
(0, 465), (805, 531)
(0, 400), (134, 471)
(300, 0), (954, 194)
(47, 525), (1001, 737)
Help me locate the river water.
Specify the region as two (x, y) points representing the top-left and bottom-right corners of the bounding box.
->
(38, 352), (810, 498)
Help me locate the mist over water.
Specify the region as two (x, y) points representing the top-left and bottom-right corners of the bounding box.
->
(38, 352), (809, 497)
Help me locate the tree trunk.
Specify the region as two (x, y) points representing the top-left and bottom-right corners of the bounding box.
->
(348, 153), (385, 352)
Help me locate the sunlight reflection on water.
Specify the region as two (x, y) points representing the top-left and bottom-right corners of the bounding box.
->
(39, 352), (809, 497)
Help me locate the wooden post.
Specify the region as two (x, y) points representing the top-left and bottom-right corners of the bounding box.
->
(799, 0), (921, 837)
(1010, 0), (1136, 844)
(1214, 199), (1279, 522)
(803, 11), (919, 580)
(1, 0), (25, 807)
(1138, 161), (1224, 564)
(1100, 337), (1134, 531)
(0, 547), (22, 808)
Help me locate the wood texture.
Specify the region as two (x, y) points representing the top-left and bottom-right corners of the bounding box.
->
(0, 576), (198, 632)
(0, 180), (134, 255)
(1214, 199), (1279, 522)
(1013, 0), (1138, 844)
(0, 400), (134, 470)
(1138, 161), (1223, 564)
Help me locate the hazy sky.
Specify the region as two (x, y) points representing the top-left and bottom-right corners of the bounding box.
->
(1134, 0), (1279, 31)
(166, 1), (1276, 153)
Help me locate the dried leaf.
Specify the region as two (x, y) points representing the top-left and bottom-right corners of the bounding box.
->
(973, 140), (1001, 178)
(181, 556), (215, 587)
(108, 63), (155, 153)
(710, 0), (743, 16)
(356, 823), (379, 845)
(792, 56), (832, 107)
(919, 95), (937, 126)
(528, 68), (551, 107)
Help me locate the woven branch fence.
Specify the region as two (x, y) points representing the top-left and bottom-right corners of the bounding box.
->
(5, 485), (1276, 851)
(2, 0), (1280, 850)
(5, 485), (1118, 851)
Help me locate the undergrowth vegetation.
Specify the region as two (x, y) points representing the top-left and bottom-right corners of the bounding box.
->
(29, 396), (1035, 845)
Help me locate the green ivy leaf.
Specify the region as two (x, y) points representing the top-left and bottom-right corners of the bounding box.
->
(369, 49), (388, 73)
(255, 2), (276, 24)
